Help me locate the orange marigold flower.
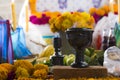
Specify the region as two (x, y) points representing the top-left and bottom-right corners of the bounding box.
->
(0, 63), (13, 73)
(113, 4), (118, 13)
(29, 0), (36, 3)
(34, 64), (49, 73)
(89, 7), (96, 15)
(33, 69), (47, 79)
(15, 67), (29, 79)
(101, 5), (110, 14)
(14, 60), (34, 75)
(0, 65), (8, 80)
(95, 8), (105, 16)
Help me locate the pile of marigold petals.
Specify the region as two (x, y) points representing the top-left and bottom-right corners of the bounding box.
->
(89, 4), (118, 23)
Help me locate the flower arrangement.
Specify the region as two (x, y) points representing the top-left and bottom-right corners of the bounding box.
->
(34, 64), (49, 73)
(13, 60), (34, 75)
(30, 11), (61, 25)
(0, 65), (8, 80)
(32, 69), (47, 79)
(0, 60), (119, 79)
(49, 12), (95, 33)
(29, 0), (61, 25)
(89, 4), (118, 23)
(32, 64), (49, 79)
(0, 60), (50, 80)
(0, 63), (13, 73)
(15, 67), (30, 78)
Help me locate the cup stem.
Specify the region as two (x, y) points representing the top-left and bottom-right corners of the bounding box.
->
(75, 49), (84, 63)
(71, 48), (88, 68)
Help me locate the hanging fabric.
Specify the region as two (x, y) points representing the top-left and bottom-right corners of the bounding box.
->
(0, 20), (14, 64)
(11, 27), (32, 59)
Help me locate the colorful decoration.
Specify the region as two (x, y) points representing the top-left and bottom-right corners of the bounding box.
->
(15, 67), (30, 78)
(0, 60), (50, 79)
(29, 14), (50, 25)
(89, 4), (118, 23)
(13, 60), (34, 75)
(29, 11), (61, 25)
(49, 12), (95, 32)
(0, 65), (8, 80)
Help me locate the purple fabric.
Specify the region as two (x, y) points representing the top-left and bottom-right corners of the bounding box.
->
(0, 20), (14, 64)
(6, 20), (14, 64)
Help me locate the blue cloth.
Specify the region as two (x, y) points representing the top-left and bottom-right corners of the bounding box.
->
(11, 27), (32, 59)
(0, 20), (14, 63)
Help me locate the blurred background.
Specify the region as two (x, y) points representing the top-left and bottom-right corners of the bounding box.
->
(0, 0), (24, 20)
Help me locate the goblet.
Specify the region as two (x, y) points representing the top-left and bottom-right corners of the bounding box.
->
(66, 28), (93, 68)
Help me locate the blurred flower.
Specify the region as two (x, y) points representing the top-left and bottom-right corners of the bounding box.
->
(95, 8), (106, 16)
(89, 4), (118, 23)
(49, 12), (95, 32)
(32, 69), (47, 79)
(17, 77), (35, 80)
(89, 7), (96, 15)
(0, 63), (13, 73)
(15, 67), (29, 79)
(30, 14), (50, 25)
(34, 64), (49, 73)
(113, 4), (118, 14)
(101, 5), (110, 14)
(13, 60), (34, 75)
(0, 65), (8, 80)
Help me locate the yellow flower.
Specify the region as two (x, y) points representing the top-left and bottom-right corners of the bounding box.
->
(0, 65), (8, 80)
(61, 18), (73, 31)
(17, 77), (35, 80)
(87, 78), (95, 80)
(54, 16), (63, 31)
(0, 63), (13, 73)
(15, 67), (29, 79)
(14, 60), (34, 75)
(72, 12), (94, 29)
(72, 12), (82, 22)
(34, 64), (49, 73)
(62, 12), (72, 18)
(32, 69), (47, 79)
(81, 12), (91, 20)
(49, 12), (94, 32)
(45, 11), (61, 18)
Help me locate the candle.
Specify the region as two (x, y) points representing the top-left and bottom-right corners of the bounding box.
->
(109, 0), (114, 13)
(118, 0), (120, 23)
(11, 0), (17, 30)
(25, 2), (29, 32)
